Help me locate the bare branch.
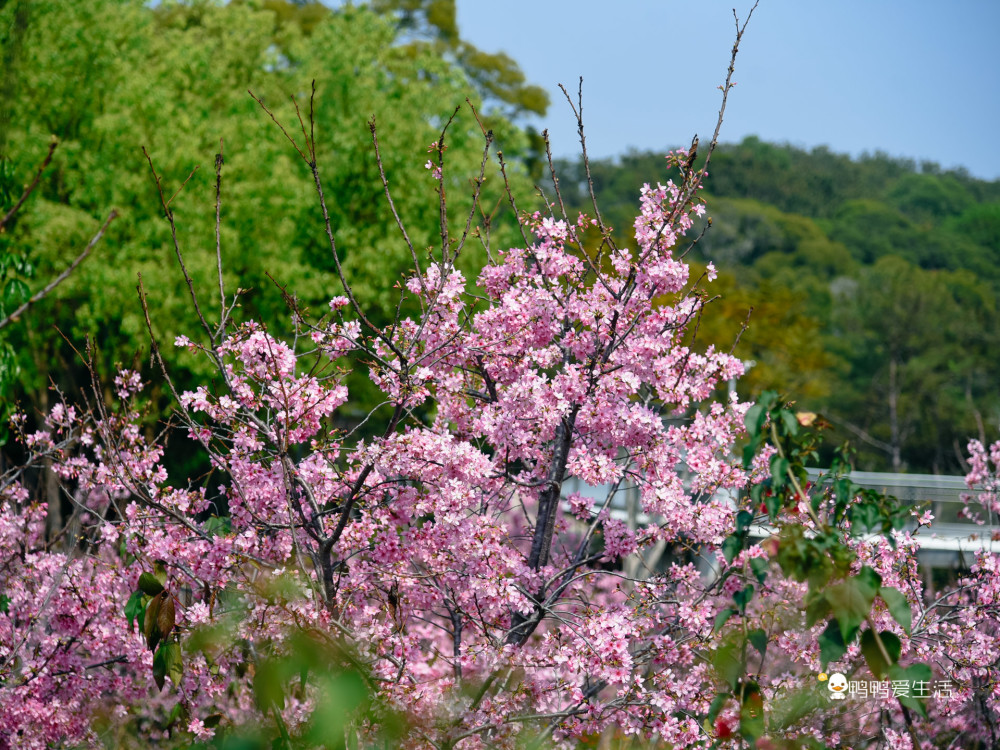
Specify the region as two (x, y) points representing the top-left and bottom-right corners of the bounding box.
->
(0, 137), (58, 232)
(370, 116), (424, 296)
(541, 128), (568, 223)
(702, 1), (760, 176)
(434, 106), (461, 268)
(455, 100), (494, 263)
(142, 147), (213, 341)
(214, 139), (226, 326)
(248, 89), (309, 163)
(558, 78), (614, 250)
(0, 210), (117, 332)
(495, 147), (531, 248)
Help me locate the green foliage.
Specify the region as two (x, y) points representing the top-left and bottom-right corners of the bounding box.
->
(825, 568), (880, 642)
(152, 640), (183, 692)
(879, 586), (912, 635)
(949, 202), (1000, 252)
(124, 589), (144, 632)
(887, 172), (971, 223)
(888, 662), (932, 717)
(137, 571), (165, 597)
(184, 622), (404, 749)
(0, 0), (538, 457)
(860, 629), (901, 679)
(714, 392), (930, 740)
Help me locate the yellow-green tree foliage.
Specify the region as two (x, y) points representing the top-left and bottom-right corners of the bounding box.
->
(0, 0), (537, 414)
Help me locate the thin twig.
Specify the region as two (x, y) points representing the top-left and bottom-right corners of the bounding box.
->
(541, 128), (568, 223)
(435, 106), (461, 268)
(214, 140), (226, 328)
(142, 147), (213, 340)
(166, 165), (200, 210)
(249, 89), (309, 163)
(0, 211), (117, 332)
(370, 116), (424, 296)
(292, 92), (312, 159)
(728, 305), (753, 355)
(540, 128), (608, 288)
(455, 100), (494, 263)
(558, 78), (613, 250)
(309, 80), (317, 162)
(495, 147), (530, 248)
(702, 2), (760, 177)
(0, 137), (58, 231)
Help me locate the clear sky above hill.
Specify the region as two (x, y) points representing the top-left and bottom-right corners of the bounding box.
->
(456, 0), (1000, 180)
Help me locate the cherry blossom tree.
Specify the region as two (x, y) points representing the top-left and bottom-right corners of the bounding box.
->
(2, 5), (1000, 748)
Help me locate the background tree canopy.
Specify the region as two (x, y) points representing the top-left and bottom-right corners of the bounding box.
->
(0, 0), (540, 449)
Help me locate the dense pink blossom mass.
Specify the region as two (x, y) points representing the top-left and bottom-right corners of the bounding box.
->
(1, 147), (999, 748)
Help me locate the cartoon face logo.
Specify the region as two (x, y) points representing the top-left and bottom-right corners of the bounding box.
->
(827, 672), (848, 700)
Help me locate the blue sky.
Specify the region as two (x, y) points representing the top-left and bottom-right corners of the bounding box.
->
(456, 1), (1000, 180)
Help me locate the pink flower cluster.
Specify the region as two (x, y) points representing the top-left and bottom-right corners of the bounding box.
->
(1, 164), (998, 749)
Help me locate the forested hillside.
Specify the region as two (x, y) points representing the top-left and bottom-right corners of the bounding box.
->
(556, 139), (1000, 473)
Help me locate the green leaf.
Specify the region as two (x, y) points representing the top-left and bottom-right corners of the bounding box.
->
(818, 619), (846, 669)
(307, 670), (370, 746)
(721, 533), (743, 564)
(707, 692), (729, 723)
(749, 556), (768, 584)
(204, 515), (231, 538)
(879, 586), (912, 635)
(733, 584), (755, 612)
(152, 642), (168, 691)
(744, 403), (765, 437)
(711, 640), (743, 690)
(714, 608), (736, 633)
(736, 510), (753, 534)
(254, 658), (286, 712)
(825, 573), (878, 642)
(739, 681), (765, 742)
(164, 640), (183, 687)
(0, 593), (9, 614)
(124, 589), (144, 633)
(2, 278), (29, 306)
(770, 455), (790, 488)
(144, 593), (162, 652)
(855, 565), (883, 594)
(203, 714), (223, 728)
(889, 662), (932, 718)
(860, 629), (901, 679)
(758, 391), (780, 411)
(804, 592), (829, 628)
(779, 409), (799, 436)
(850, 501), (880, 533)
(764, 489), (781, 520)
(747, 628), (767, 658)
(166, 701), (187, 728)
(833, 478), (854, 511)
(138, 572), (165, 596)
(153, 560), (168, 586)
